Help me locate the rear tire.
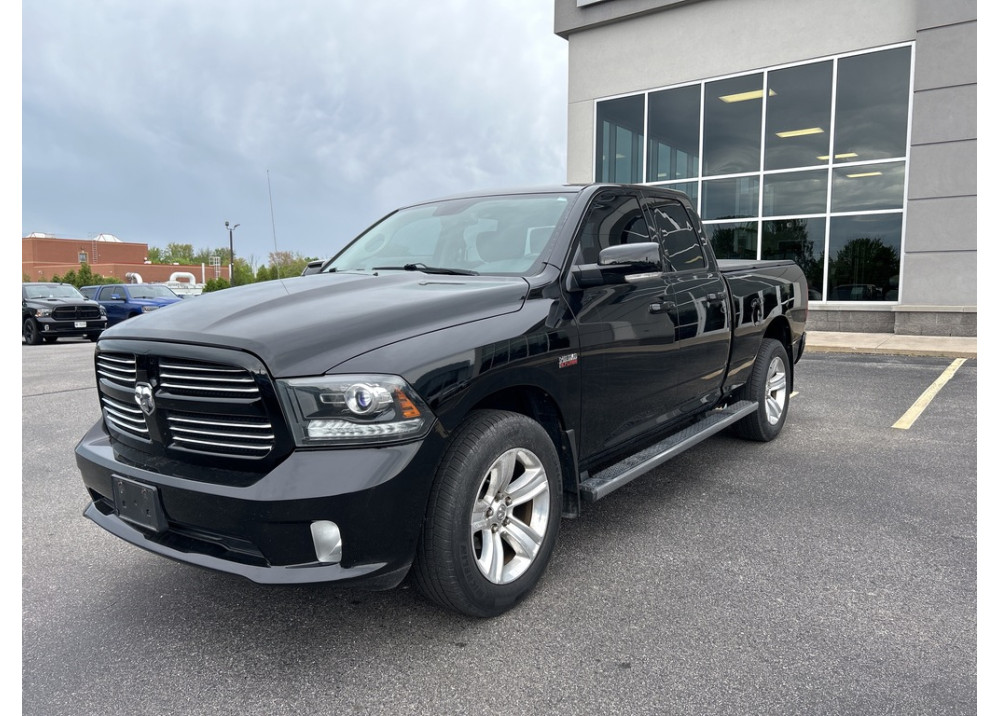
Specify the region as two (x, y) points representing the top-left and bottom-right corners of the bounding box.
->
(412, 410), (562, 617)
(733, 338), (790, 442)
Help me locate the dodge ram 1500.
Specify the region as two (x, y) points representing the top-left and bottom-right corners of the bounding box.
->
(75, 183), (808, 616)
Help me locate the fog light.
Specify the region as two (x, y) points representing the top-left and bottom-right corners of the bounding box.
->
(310, 520), (342, 563)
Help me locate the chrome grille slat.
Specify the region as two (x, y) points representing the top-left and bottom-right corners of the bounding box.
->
(159, 380), (259, 394)
(170, 435), (273, 454)
(168, 415), (272, 430)
(171, 429), (274, 443)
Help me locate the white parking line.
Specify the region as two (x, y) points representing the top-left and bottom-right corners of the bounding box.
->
(892, 358), (966, 430)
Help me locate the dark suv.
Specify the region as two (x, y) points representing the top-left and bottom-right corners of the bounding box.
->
(22, 283), (107, 344)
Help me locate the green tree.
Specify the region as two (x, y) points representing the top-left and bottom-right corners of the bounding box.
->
(255, 264), (278, 282)
(47, 262), (116, 288)
(233, 258), (255, 286)
(193, 247), (230, 266)
(203, 277), (230, 293)
(268, 251), (313, 278)
(164, 243), (195, 264)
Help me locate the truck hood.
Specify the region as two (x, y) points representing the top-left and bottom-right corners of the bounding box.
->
(27, 297), (99, 308)
(132, 297), (183, 308)
(101, 271), (529, 376)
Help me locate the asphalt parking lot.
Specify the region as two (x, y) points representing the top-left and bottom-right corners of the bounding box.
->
(21, 339), (977, 715)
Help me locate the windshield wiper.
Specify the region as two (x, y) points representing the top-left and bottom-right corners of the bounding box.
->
(371, 263), (479, 276)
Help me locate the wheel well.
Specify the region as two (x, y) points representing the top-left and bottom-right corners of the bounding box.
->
(469, 387), (579, 515)
(471, 387), (565, 449)
(763, 317), (793, 390)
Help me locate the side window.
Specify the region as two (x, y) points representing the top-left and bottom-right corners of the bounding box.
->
(647, 200), (708, 271)
(576, 193), (651, 264)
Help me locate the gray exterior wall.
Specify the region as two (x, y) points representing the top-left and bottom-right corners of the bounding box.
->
(555, 0), (977, 336)
(903, 0), (977, 311)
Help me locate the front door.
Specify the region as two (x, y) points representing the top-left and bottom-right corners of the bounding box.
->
(568, 190), (678, 459)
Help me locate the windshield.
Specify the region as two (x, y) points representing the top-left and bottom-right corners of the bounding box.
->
(327, 193), (573, 276)
(130, 285), (179, 299)
(23, 284), (85, 300)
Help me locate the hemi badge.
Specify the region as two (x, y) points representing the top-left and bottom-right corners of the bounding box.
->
(558, 353), (578, 369)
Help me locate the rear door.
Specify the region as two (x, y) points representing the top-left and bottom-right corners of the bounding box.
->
(641, 191), (731, 415)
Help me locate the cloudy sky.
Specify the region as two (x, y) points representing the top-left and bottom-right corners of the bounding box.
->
(21, 1), (569, 267)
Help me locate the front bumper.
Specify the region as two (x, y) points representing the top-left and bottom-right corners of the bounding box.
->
(75, 420), (445, 588)
(38, 316), (106, 337)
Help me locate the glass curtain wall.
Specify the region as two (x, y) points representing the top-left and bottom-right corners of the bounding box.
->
(593, 45), (912, 302)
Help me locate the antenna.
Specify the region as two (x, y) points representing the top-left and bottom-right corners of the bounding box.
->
(267, 169), (278, 253)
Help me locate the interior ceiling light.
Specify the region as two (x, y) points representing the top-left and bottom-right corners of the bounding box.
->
(776, 127), (825, 138)
(846, 171), (883, 178)
(817, 152), (859, 160)
(718, 89), (776, 103)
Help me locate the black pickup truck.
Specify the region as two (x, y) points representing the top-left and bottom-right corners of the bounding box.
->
(75, 184), (808, 617)
(23, 282), (107, 344)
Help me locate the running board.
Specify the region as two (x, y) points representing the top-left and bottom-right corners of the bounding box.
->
(578, 400), (758, 502)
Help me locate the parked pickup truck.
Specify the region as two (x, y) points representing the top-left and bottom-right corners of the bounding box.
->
(75, 184), (807, 617)
(80, 283), (183, 326)
(22, 282), (108, 344)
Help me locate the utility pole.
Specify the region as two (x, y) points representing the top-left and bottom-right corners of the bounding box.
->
(225, 221), (240, 285)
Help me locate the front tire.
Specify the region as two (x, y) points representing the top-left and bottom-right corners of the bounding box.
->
(413, 410), (562, 617)
(733, 338), (790, 442)
(23, 317), (42, 345)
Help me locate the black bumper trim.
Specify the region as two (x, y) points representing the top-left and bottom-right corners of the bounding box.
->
(83, 501), (410, 588)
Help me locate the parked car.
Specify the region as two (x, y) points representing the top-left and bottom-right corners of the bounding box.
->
(75, 183), (808, 617)
(80, 283), (183, 326)
(22, 282), (107, 344)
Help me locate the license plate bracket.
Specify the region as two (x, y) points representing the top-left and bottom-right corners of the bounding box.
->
(112, 476), (168, 533)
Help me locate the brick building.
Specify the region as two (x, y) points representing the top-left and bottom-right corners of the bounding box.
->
(22, 233), (232, 285)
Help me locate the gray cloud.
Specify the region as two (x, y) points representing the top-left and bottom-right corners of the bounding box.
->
(22, 0), (568, 266)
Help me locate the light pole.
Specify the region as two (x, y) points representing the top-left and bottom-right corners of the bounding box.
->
(225, 221), (240, 285)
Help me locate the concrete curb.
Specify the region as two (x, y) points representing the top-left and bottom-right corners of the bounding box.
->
(806, 332), (977, 359)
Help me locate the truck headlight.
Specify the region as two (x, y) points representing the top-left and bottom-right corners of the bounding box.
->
(34, 308), (52, 318)
(276, 374), (434, 447)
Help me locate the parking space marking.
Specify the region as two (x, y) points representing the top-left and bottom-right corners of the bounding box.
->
(892, 358), (966, 430)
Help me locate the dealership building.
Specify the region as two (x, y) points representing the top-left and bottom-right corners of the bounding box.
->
(554, 0), (976, 336)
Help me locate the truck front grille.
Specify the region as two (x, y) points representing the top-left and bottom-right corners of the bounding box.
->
(53, 305), (103, 321)
(94, 343), (292, 479)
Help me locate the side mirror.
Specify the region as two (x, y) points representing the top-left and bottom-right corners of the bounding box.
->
(569, 242), (662, 289)
(598, 242), (662, 270)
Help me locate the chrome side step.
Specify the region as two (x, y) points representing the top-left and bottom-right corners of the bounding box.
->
(578, 400), (758, 502)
